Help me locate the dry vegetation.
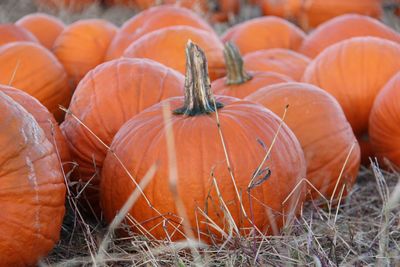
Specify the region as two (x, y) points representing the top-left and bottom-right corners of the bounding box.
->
(1, 0), (400, 266)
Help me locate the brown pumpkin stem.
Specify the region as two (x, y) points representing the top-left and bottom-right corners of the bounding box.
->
(174, 41), (223, 116)
(224, 42), (252, 85)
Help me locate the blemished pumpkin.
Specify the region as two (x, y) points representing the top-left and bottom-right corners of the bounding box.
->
(61, 58), (184, 209)
(53, 19), (117, 87)
(0, 85), (71, 171)
(16, 13), (65, 49)
(221, 16), (306, 55)
(243, 48), (311, 81)
(123, 26), (225, 81)
(369, 72), (400, 168)
(260, 0), (382, 31)
(302, 37), (400, 137)
(212, 42), (293, 98)
(246, 82), (361, 200)
(0, 42), (71, 122)
(106, 5), (215, 60)
(101, 41), (306, 241)
(0, 92), (65, 267)
(0, 24), (39, 46)
(299, 14), (400, 58)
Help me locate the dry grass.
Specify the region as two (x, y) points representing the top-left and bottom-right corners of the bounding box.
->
(1, 0), (400, 266)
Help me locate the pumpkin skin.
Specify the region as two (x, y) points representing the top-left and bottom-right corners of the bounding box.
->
(0, 42), (71, 122)
(53, 19), (117, 87)
(35, 0), (98, 11)
(243, 48), (311, 81)
(299, 14), (400, 58)
(260, 0), (382, 30)
(61, 58), (184, 209)
(0, 85), (71, 172)
(101, 42), (306, 241)
(302, 37), (400, 136)
(369, 72), (400, 168)
(123, 26), (225, 81)
(16, 13), (65, 49)
(0, 92), (65, 267)
(212, 43), (293, 98)
(246, 82), (360, 200)
(221, 16), (306, 55)
(106, 5), (215, 60)
(0, 24), (39, 46)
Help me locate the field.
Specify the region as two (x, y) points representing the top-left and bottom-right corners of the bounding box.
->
(1, 0), (400, 266)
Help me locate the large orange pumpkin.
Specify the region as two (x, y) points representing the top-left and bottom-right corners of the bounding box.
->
(16, 13), (65, 49)
(246, 82), (360, 200)
(0, 85), (71, 172)
(53, 19), (117, 87)
(106, 5), (215, 60)
(369, 72), (400, 168)
(260, 0), (382, 31)
(302, 37), (400, 137)
(61, 58), (184, 209)
(212, 42), (293, 98)
(0, 92), (65, 266)
(299, 14), (400, 58)
(0, 42), (71, 122)
(123, 26), (225, 80)
(221, 16), (306, 55)
(101, 41), (306, 242)
(0, 24), (39, 46)
(243, 48), (311, 81)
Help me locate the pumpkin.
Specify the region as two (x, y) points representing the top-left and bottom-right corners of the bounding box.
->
(299, 14), (400, 58)
(16, 13), (65, 49)
(123, 26), (225, 80)
(0, 85), (71, 171)
(302, 37), (400, 137)
(53, 19), (117, 87)
(106, 5), (215, 60)
(35, 0), (98, 11)
(369, 71), (400, 168)
(221, 16), (306, 55)
(101, 41), (306, 241)
(243, 48), (311, 81)
(0, 42), (71, 122)
(212, 42), (293, 98)
(0, 92), (65, 266)
(0, 24), (39, 46)
(61, 58), (184, 209)
(260, 0), (382, 31)
(246, 82), (360, 200)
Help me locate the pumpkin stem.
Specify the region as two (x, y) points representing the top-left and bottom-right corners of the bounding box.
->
(174, 41), (223, 116)
(224, 42), (252, 85)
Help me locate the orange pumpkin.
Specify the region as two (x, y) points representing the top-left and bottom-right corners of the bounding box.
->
(106, 5), (215, 60)
(0, 24), (39, 46)
(369, 72), (400, 168)
(212, 42), (293, 98)
(35, 0), (98, 11)
(53, 19), (117, 87)
(299, 14), (400, 58)
(61, 58), (184, 209)
(123, 26), (225, 80)
(101, 42), (306, 241)
(246, 82), (360, 200)
(260, 0), (382, 31)
(302, 37), (400, 137)
(0, 92), (65, 266)
(221, 16), (306, 55)
(0, 42), (71, 122)
(16, 13), (65, 49)
(0, 85), (71, 171)
(243, 48), (311, 81)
